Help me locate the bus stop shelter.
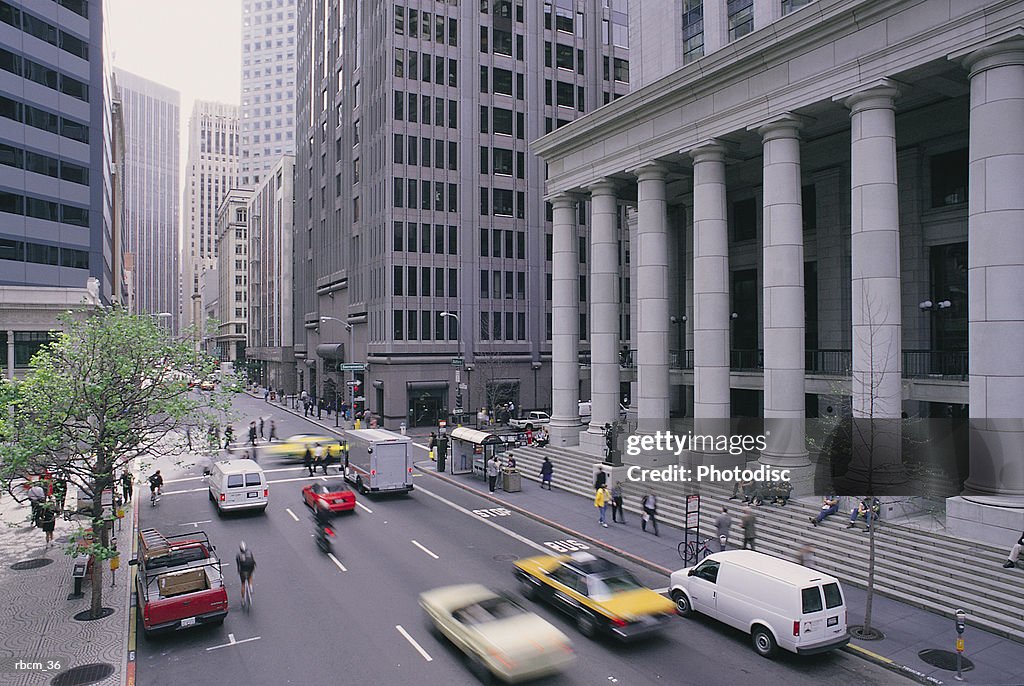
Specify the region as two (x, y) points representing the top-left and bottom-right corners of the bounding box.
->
(448, 427), (505, 478)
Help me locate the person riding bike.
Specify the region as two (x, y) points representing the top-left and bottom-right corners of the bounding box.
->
(236, 541), (256, 602)
(313, 501), (333, 549)
(148, 470), (163, 503)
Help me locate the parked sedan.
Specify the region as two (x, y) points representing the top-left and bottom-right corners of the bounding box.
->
(420, 584), (575, 683)
(301, 481), (356, 514)
(263, 434), (345, 462)
(514, 552), (677, 641)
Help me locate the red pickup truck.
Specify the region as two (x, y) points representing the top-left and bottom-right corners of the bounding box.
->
(131, 528), (229, 638)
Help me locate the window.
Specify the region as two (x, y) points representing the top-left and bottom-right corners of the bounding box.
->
(393, 178), (404, 207)
(421, 53), (431, 82)
(394, 134), (404, 163)
(504, 230), (514, 258)
(493, 189), (513, 216)
(493, 311), (502, 339)
(728, 0), (754, 41)
(449, 184), (458, 212)
(394, 90), (404, 119)
(516, 231), (525, 259)
(434, 267), (445, 296)
(493, 29), (512, 56)
(801, 587), (824, 614)
(449, 99), (458, 128)
(435, 139), (444, 169)
(480, 312), (490, 340)
(422, 137), (431, 166)
(393, 266), (404, 295)
(449, 59), (457, 87)
(448, 141), (458, 171)
(408, 136), (418, 165)
(408, 92), (417, 122)
(517, 271), (526, 299)
(492, 229), (502, 257)
(480, 228), (489, 256)
(555, 43), (574, 70)
(422, 180), (432, 210)
(492, 68), (513, 96)
(516, 151), (525, 179)
(480, 105), (488, 133)
(408, 223), (418, 253)
(555, 7), (573, 33)
(407, 310), (418, 340)
(732, 198), (757, 242)
(930, 148), (969, 207)
(682, 0), (705, 63)
(394, 221), (404, 251)
(782, 0), (815, 15)
(613, 58), (629, 82)
(493, 107), (513, 135)
(395, 6), (404, 34)
(480, 269), (489, 298)
(493, 147), (512, 175)
(556, 81), (574, 107)
(480, 65), (488, 93)
(394, 47), (404, 77)
(449, 18), (458, 46)
(447, 226), (458, 254)
(407, 266), (418, 296)
(26, 242), (58, 265)
(394, 311), (404, 340)
(408, 178), (418, 207)
(480, 188), (489, 215)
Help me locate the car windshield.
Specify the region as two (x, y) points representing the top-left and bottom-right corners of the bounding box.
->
(452, 596), (525, 626)
(588, 571), (643, 600)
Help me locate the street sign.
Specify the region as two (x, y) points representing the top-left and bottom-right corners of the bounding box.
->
(340, 363), (366, 371)
(451, 357), (464, 367)
(345, 381), (359, 387)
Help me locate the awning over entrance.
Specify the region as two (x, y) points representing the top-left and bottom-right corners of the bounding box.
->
(406, 380), (449, 390)
(316, 343), (345, 360)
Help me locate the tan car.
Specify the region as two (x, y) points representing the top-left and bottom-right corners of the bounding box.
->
(262, 434), (344, 462)
(419, 584), (576, 683)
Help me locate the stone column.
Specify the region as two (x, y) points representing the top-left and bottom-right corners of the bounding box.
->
(962, 40), (1024, 503)
(836, 80), (905, 490)
(6, 330), (14, 379)
(634, 163), (671, 435)
(588, 181), (621, 435)
(549, 194), (582, 446)
(753, 116), (811, 472)
(689, 143), (732, 459)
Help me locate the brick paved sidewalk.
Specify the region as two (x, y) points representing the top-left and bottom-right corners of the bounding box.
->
(0, 488), (135, 686)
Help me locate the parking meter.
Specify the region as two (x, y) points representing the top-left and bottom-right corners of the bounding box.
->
(955, 608), (966, 635)
(954, 608), (966, 681)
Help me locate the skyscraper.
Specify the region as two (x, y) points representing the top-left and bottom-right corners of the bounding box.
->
(293, 1), (629, 427)
(180, 101), (239, 332)
(240, 0), (297, 187)
(1, 0), (116, 377)
(113, 68), (180, 329)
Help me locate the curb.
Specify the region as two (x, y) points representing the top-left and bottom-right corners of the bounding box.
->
(842, 644), (944, 686)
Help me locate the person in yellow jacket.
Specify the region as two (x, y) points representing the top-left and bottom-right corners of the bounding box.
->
(594, 485), (611, 528)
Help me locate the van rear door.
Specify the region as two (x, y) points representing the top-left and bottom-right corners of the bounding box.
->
(223, 473), (246, 507)
(797, 584), (843, 646)
(372, 442), (409, 491)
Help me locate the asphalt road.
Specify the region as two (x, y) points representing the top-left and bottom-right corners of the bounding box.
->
(135, 393), (909, 686)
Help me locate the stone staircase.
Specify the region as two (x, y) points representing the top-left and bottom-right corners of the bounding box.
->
(507, 445), (1024, 643)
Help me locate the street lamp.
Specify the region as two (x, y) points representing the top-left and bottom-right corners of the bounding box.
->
(669, 314), (686, 365)
(440, 311), (462, 417)
(320, 316), (353, 427)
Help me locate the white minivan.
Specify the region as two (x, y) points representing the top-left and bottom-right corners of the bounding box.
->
(208, 459), (268, 514)
(669, 550), (848, 658)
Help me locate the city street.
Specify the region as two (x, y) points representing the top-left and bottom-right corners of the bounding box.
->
(135, 393), (906, 686)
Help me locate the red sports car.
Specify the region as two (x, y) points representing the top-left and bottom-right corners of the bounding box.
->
(302, 481), (357, 514)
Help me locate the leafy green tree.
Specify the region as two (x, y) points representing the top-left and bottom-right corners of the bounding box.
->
(0, 307), (229, 618)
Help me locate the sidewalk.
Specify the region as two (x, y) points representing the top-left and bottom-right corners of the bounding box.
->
(0, 488), (135, 686)
(258, 392), (1024, 684)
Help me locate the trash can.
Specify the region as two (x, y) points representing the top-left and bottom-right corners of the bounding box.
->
(502, 469), (521, 492)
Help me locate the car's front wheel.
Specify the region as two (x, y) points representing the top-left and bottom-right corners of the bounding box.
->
(467, 652), (493, 684)
(671, 589), (692, 617)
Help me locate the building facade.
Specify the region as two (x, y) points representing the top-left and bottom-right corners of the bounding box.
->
(214, 188), (253, 362)
(294, 0), (630, 427)
(1, 0), (115, 376)
(113, 68), (180, 328)
(240, 0), (297, 187)
(532, 0), (1023, 544)
(180, 100), (239, 332)
(247, 154), (295, 392)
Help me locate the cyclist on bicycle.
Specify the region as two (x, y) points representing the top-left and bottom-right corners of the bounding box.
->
(147, 470), (163, 502)
(236, 541), (256, 602)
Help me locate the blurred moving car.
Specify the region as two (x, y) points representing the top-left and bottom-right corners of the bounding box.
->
(419, 584), (575, 683)
(301, 481), (356, 513)
(514, 552), (677, 641)
(263, 433), (344, 462)
(199, 379), (216, 391)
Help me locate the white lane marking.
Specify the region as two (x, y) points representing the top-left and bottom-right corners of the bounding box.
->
(176, 519), (212, 528)
(411, 443), (430, 451)
(415, 485), (550, 555)
(163, 474), (335, 496)
(396, 625), (433, 662)
(355, 501), (373, 514)
(206, 634), (262, 651)
(653, 587), (669, 595)
(285, 508), (299, 522)
(411, 539), (439, 559)
(327, 553), (347, 572)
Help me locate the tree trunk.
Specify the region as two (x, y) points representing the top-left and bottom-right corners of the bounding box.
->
(863, 509), (876, 634)
(88, 467), (111, 619)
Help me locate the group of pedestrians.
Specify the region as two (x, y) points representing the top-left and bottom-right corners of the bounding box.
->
(303, 443), (331, 476)
(591, 466), (660, 535)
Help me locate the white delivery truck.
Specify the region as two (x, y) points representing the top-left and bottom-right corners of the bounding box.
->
(343, 429), (414, 495)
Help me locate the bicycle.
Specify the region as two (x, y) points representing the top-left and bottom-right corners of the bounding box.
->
(677, 537), (713, 565)
(240, 576), (254, 611)
(149, 487), (161, 506)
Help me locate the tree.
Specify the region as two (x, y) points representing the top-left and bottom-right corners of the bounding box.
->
(0, 307), (229, 618)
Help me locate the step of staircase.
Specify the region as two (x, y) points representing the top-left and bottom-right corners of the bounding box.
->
(507, 445), (1024, 642)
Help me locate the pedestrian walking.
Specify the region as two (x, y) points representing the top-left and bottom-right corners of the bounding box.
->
(268, 420), (278, 441)
(1002, 530), (1024, 569)
(303, 446), (314, 477)
(315, 443), (327, 475)
(641, 491), (659, 536)
(248, 421), (258, 447)
(595, 485), (611, 527)
(26, 482), (45, 523)
(224, 426), (235, 451)
(539, 456), (553, 489)
(259, 417), (265, 439)
(36, 500), (56, 548)
(264, 388), (270, 402)
(428, 432), (437, 461)
(121, 471), (133, 502)
(741, 507), (756, 550)
(594, 465), (607, 491)
(317, 398), (323, 420)
(611, 481), (626, 523)
(799, 543), (815, 569)
(52, 474), (67, 519)
(714, 506), (733, 551)
(486, 455), (500, 493)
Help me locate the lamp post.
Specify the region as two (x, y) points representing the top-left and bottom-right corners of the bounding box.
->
(531, 361), (541, 410)
(669, 314), (686, 365)
(320, 316), (353, 427)
(440, 312), (462, 419)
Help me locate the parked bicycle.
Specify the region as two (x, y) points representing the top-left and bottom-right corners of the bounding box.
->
(678, 536), (713, 565)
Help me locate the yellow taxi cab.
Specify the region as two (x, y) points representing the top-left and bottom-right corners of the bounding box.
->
(513, 552), (677, 641)
(263, 433), (345, 462)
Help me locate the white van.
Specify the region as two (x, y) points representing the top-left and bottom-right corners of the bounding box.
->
(669, 550), (848, 658)
(208, 459), (268, 514)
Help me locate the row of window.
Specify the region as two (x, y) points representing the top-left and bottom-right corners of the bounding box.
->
(544, 79), (586, 111)
(0, 142), (89, 186)
(0, 237), (88, 269)
(479, 65), (525, 100)
(602, 56), (630, 83)
(393, 221), (459, 255)
(393, 309), (460, 342)
(479, 228), (526, 260)
(392, 266), (460, 298)
(545, 42), (584, 74)
(680, 1), (815, 65)
(479, 269), (527, 300)
(0, 48), (89, 101)
(0, 190), (89, 226)
(395, 6), (459, 46)
(479, 187), (526, 218)
(0, 1), (89, 61)
(394, 49), (458, 87)
(0, 95), (89, 143)
(480, 147), (525, 178)
(393, 178), (460, 213)
(481, 0), (523, 21)
(394, 134), (458, 171)
(480, 105), (526, 139)
(50, 0), (88, 19)
(479, 311), (528, 341)
(393, 92), (459, 128)
(481, 26), (524, 60)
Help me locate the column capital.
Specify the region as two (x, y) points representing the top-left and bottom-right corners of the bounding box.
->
(747, 113), (813, 139)
(548, 193), (582, 211)
(833, 78), (900, 113)
(949, 32), (1024, 76)
(628, 161), (669, 182)
(687, 140), (728, 164)
(587, 178), (619, 198)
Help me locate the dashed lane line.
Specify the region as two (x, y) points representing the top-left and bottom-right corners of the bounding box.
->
(206, 633), (263, 651)
(327, 552), (348, 572)
(414, 485), (550, 555)
(395, 625), (433, 662)
(411, 539), (439, 559)
(285, 508), (299, 522)
(355, 501), (373, 514)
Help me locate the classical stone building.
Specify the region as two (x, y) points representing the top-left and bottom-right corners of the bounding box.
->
(214, 188), (253, 362)
(532, 0), (1023, 544)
